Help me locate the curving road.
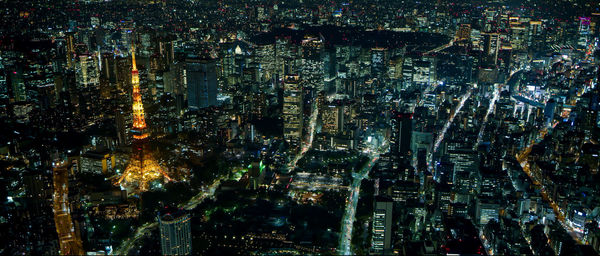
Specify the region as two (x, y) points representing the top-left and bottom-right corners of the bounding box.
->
(113, 177), (224, 255)
(338, 143), (387, 255)
(338, 155), (379, 255)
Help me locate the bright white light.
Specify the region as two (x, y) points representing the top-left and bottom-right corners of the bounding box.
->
(433, 90), (472, 152)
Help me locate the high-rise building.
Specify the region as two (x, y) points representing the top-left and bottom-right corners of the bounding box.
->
(448, 149), (479, 204)
(186, 53), (218, 110)
(76, 53), (100, 88)
(118, 44), (170, 192)
(390, 111), (413, 179)
(371, 197), (393, 254)
(283, 74), (303, 151)
(371, 47), (388, 76)
(158, 208), (192, 255)
(66, 32), (76, 69)
(321, 101), (345, 134)
(411, 131), (433, 160)
(475, 198), (499, 225)
(544, 99), (556, 127)
(578, 17), (592, 49)
(456, 24), (472, 40)
(9, 67), (26, 102)
(412, 60), (434, 85)
(482, 33), (500, 64)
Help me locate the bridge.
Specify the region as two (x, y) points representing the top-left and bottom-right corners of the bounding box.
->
(424, 38), (457, 54)
(512, 95), (545, 108)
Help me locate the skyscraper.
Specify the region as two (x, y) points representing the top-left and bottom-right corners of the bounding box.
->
(456, 24), (472, 40)
(283, 74), (303, 151)
(158, 208), (192, 255)
(65, 32), (76, 69)
(390, 111), (413, 180)
(371, 197), (393, 254)
(118, 44), (170, 192)
(76, 53), (99, 88)
(371, 47), (388, 76)
(8, 67), (26, 102)
(186, 53), (217, 110)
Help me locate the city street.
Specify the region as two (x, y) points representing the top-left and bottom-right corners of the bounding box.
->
(114, 176), (225, 255)
(338, 142), (387, 255)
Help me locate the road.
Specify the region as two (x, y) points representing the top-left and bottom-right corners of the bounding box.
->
(114, 222), (158, 255)
(433, 89), (472, 152)
(338, 142), (387, 255)
(475, 85), (501, 148)
(338, 154), (380, 255)
(53, 161), (84, 255)
(424, 38), (455, 54)
(113, 176), (225, 255)
(181, 177), (223, 210)
(473, 72), (526, 255)
(517, 139), (584, 244)
(475, 69), (523, 148)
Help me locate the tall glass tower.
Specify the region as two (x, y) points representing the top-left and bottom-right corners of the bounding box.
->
(158, 208), (192, 255)
(186, 53), (217, 110)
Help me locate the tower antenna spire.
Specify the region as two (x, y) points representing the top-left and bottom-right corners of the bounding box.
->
(131, 42), (137, 71)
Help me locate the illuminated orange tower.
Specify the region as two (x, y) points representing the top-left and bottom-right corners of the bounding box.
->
(119, 44), (170, 192)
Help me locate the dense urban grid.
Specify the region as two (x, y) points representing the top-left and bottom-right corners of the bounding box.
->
(1, 0), (600, 255)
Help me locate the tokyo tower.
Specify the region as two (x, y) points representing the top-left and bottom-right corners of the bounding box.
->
(118, 44), (171, 192)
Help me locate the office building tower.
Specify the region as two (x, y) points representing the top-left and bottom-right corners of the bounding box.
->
(66, 32), (76, 69)
(476, 198), (499, 225)
(412, 60), (434, 85)
(158, 208), (192, 255)
(283, 74), (303, 151)
(456, 24), (472, 40)
(544, 99), (556, 127)
(321, 101), (345, 134)
(186, 53), (217, 110)
(390, 111), (413, 179)
(371, 197), (393, 254)
(482, 33), (500, 64)
(9, 67), (26, 102)
(76, 53), (100, 88)
(371, 47), (388, 76)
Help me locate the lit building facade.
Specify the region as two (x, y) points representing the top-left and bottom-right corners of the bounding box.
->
(371, 199), (393, 254)
(186, 54), (218, 110)
(76, 53), (100, 88)
(283, 74), (303, 151)
(158, 208), (192, 255)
